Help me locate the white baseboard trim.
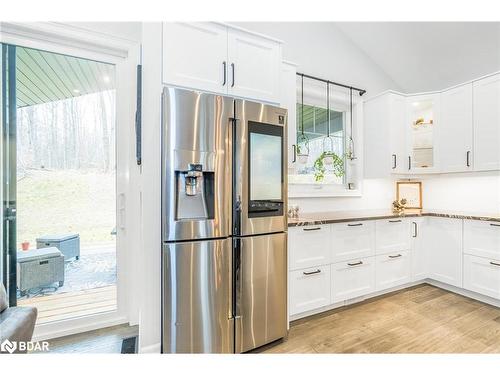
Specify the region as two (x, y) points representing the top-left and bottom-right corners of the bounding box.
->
(139, 342), (161, 354)
(290, 280), (424, 322)
(32, 314), (129, 342)
(425, 279), (500, 308)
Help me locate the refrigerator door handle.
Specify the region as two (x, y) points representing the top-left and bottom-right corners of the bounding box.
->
(233, 238), (242, 319)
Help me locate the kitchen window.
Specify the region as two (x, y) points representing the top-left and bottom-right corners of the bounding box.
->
(289, 74), (362, 196)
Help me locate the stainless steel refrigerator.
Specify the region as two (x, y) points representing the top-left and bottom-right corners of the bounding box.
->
(161, 87), (288, 353)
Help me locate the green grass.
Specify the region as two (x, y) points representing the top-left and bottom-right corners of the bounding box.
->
(17, 170), (116, 249)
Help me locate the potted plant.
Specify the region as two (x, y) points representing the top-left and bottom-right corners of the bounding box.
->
(313, 151), (345, 182)
(296, 144), (309, 164)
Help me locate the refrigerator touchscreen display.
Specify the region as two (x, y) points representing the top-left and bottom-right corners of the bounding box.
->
(249, 123), (283, 201)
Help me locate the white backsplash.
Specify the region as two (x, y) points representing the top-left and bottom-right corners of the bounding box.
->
(289, 173), (500, 215)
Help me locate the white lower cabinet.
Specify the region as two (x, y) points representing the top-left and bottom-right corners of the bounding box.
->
(464, 254), (500, 300)
(426, 218), (463, 288)
(331, 221), (375, 263)
(288, 225), (330, 271)
(375, 251), (411, 291)
(375, 218), (411, 255)
(411, 218), (427, 281)
(289, 265), (330, 315)
(331, 257), (375, 303)
(464, 220), (500, 260)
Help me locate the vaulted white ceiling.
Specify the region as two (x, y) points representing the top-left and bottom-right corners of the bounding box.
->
(335, 22), (500, 93)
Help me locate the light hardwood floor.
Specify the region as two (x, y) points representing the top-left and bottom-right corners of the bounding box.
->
(257, 284), (500, 354)
(19, 285), (116, 325)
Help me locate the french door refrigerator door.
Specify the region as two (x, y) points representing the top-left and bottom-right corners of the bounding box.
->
(162, 238), (233, 353)
(162, 87), (233, 242)
(233, 100), (287, 236)
(234, 232), (287, 353)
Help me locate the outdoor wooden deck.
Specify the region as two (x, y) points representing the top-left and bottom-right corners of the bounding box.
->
(18, 285), (117, 325)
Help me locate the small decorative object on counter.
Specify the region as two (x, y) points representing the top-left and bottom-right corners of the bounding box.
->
(21, 241), (30, 251)
(392, 198), (407, 216)
(287, 205), (299, 219)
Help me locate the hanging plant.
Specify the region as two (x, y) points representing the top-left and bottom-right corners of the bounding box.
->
(313, 151), (345, 182)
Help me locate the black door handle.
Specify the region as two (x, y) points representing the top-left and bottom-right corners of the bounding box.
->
(303, 269), (321, 275)
(231, 63), (235, 87)
(222, 61), (227, 86)
(392, 154), (397, 169)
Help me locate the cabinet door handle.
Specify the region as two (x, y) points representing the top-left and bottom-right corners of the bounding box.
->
(466, 150), (471, 167)
(389, 219), (402, 223)
(490, 223), (500, 227)
(292, 144), (297, 163)
(490, 261), (500, 267)
(231, 63), (235, 87)
(347, 261), (363, 266)
(408, 156), (412, 170)
(347, 223), (363, 227)
(303, 227), (321, 231)
(389, 254), (402, 259)
(222, 61), (227, 86)
(303, 269), (321, 275)
(412, 221), (418, 237)
(392, 154), (397, 169)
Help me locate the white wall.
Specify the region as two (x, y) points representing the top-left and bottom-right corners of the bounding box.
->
(231, 22), (402, 97)
(421, 172), (500, 214)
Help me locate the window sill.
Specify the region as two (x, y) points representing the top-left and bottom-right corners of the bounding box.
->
(288, 182), (362, 198)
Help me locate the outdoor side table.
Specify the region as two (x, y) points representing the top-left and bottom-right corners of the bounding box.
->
(36, 233), (80, 261)
(17, 247), (65, 295)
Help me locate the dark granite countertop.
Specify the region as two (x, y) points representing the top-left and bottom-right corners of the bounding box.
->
(288, 209), (500, 227)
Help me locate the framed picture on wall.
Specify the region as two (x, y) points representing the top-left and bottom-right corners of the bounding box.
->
(396, 181), (422, 209)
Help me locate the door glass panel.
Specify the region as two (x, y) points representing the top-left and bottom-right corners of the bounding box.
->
(409, 99), (435, 169)
(2, 44), (118, 324)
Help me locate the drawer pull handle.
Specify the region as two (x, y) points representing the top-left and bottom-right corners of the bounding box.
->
(389, 220), (402, 223)
(347, 223), (363, 227)
(347, 261), (363, 266)
(303, 269), (321, 275)
(490, 223), (500, 227)
(303, 227), (321, 232)
(388, 254), (402, 259)
(490, 261), (500, 267)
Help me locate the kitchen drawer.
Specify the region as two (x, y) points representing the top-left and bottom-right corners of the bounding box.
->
(331, 221), (375, 263)
(289, 225), (331, 270)
(289, 265), (330, 316)
(375, 251), (411, 291)
(331, 257), (375, 303)
(464, 254), (500, 300)
(375, 218), (411, 255)
(464, 220), (500, 259)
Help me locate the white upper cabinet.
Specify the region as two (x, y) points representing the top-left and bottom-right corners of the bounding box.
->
(227, 29), (281, 103)
(162, 23), (282, 103)
(473, 73), (500, 171)
(280, 61), (298, 168)
(406, 94), (440, 174)
(363, 92), (406, 178)
(162, 23), (228, 94)
(440, 83), (473, 172)
(389, 94), (408, 174)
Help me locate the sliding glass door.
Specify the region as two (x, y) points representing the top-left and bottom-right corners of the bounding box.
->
(1, 43), (17, 306)
(1, 42), (119, 326)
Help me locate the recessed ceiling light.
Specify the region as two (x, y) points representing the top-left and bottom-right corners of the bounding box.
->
(103, 75), (110, 83)
(412, 102), (419, 107)
(73, 89), (80, 94)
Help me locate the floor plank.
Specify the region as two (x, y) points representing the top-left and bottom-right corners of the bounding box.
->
(18, 285), (117, 325)
(258, 284), (500, 354)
